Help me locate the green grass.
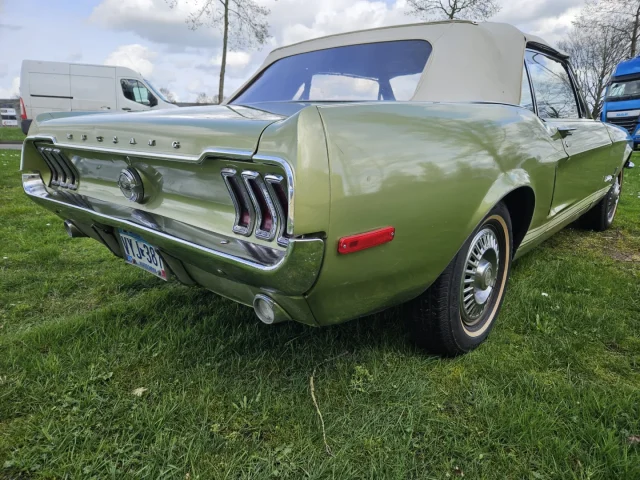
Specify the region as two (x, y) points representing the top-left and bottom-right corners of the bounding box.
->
(0, 127), (25, 143)
(1, 148), (639, 479)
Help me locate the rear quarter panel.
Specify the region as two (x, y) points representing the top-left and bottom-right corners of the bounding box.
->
(308, 102), (566, 325)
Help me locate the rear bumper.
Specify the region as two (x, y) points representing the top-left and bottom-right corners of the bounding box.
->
(23, 173), (325, 302)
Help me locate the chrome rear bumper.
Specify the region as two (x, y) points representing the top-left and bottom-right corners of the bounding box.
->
(22, 173), (324, 296)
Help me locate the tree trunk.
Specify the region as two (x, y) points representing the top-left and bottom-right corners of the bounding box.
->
(218, 0), (229, 104)
(448, 0), (456, 19)
(632, 6), (640, 58)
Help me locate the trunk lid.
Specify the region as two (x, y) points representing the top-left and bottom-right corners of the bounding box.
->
(23, 105), (295, 250)
(32, 104), (284, 159)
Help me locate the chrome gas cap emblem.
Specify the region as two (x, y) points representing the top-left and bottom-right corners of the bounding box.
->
(118, 168), (144, 203)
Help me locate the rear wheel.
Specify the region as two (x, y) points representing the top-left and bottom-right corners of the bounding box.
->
(579, 171), (623, 231)
(408, 203), (513, 356)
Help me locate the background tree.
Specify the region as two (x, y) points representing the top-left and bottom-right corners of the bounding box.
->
(168, 0), (270, 104)
(582, 0), (640, 58)
(559, 18), (627, 118)
(159, 87), (177, 103)
(406, 0), (501, 21)
(195, 92), (216, 104)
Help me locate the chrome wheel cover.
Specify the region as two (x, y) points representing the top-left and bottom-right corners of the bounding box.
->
(606, 176), (621, 224)
(460, 227), (500, 326)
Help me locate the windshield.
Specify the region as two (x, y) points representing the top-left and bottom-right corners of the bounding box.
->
(231, 40), (432, 104)
(144, 79), (170, 103)
(607, 78), (640, 100)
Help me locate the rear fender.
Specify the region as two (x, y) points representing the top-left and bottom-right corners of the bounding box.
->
(467, 169), (535, 250)
(304, 102), (556, 325)
(254, 106), (331, 237)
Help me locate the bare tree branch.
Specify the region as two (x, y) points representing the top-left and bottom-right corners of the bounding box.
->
(406, 0), (501, 21)
(559, 8), (628, 118)
(159, 87), (177, 103)
(580, 0), (640, 57)
(167, 0), (270, 103)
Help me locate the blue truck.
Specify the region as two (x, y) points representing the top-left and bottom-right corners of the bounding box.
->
(602, 56), (640, 149)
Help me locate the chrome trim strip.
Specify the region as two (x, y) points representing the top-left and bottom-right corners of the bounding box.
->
(221, 168), (255, 237)
(46, 149), (69, 188)
(20, 141), (28, 171)
(51, 149), (77, 189)
(25, 135), (253, 163)
(252, 154), (295, 236)
(37, 146), (78, 190)
(264, 174), (290, 247)
(22, 173), (324, 296)
(25, 138), (294, 234)
(37, 147), (60, 186)
(242, 171), (278, 242)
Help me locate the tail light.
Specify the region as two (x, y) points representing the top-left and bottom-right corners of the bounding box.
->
(19, 97), (27, 120)
(221, 168), (255, 236)
(221, 168), (290, 246)
(242, 171), (278, 241)
(264, 175), (289, 246)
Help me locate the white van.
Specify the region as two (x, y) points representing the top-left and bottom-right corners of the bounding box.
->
(1, 107), (18, 127)
(20, 60), (177, 134)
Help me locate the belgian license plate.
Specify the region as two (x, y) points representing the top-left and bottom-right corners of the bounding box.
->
(119, 229), (167, 280)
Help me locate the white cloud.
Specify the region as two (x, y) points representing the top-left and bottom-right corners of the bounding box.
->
(104, 44), (157, 78)
(211, 51), (251, 69)
(0, 76), (19, 98)
(67, 52), (83, 62)
(494, 0), (583, 26)
(90, 0), (221, 49)
(1, 0), (589, 102)
(276, 0), (408, 45)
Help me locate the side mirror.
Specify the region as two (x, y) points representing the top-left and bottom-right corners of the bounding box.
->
(148, 94), (158, 108)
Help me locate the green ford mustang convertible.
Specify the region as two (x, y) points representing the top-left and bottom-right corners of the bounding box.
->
(21, 21), (632, 355)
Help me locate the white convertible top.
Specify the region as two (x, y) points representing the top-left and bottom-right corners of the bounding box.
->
(228, 21), (564, 106)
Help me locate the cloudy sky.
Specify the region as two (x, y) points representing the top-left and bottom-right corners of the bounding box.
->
(0, 0), (586, 102)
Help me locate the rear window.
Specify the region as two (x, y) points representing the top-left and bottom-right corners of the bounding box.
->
(231, 40), (432, 104)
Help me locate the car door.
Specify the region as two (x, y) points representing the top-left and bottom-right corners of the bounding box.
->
(525, 49), (613, 217)
(117, 78), (157, 112)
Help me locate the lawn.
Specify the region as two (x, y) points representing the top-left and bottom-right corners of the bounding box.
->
(0, 127), (25, 143)
(0, 148), (639, 479)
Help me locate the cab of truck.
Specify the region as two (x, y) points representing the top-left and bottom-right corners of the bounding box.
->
(19, 60), (177, 135)
(602, 56), (640, 148)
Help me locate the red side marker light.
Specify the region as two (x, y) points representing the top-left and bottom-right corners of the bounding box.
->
(338, 227), (395, 255)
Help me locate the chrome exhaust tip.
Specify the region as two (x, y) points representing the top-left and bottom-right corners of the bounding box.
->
(64, 220), (87, 238)
(253, 294), (291, 325)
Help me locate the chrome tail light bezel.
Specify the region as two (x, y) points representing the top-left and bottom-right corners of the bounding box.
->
(242, 171), (279, 242)
(264, 174), (290, 247)
(221, 168), (255, 237)
(221, 167), (291, 246)
(37, 146), (79, 190)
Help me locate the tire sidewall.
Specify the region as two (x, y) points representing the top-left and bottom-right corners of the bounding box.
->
(447, 204), (513, 352)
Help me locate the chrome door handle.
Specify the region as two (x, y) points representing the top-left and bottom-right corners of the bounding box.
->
(557, 126), (576, 137)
